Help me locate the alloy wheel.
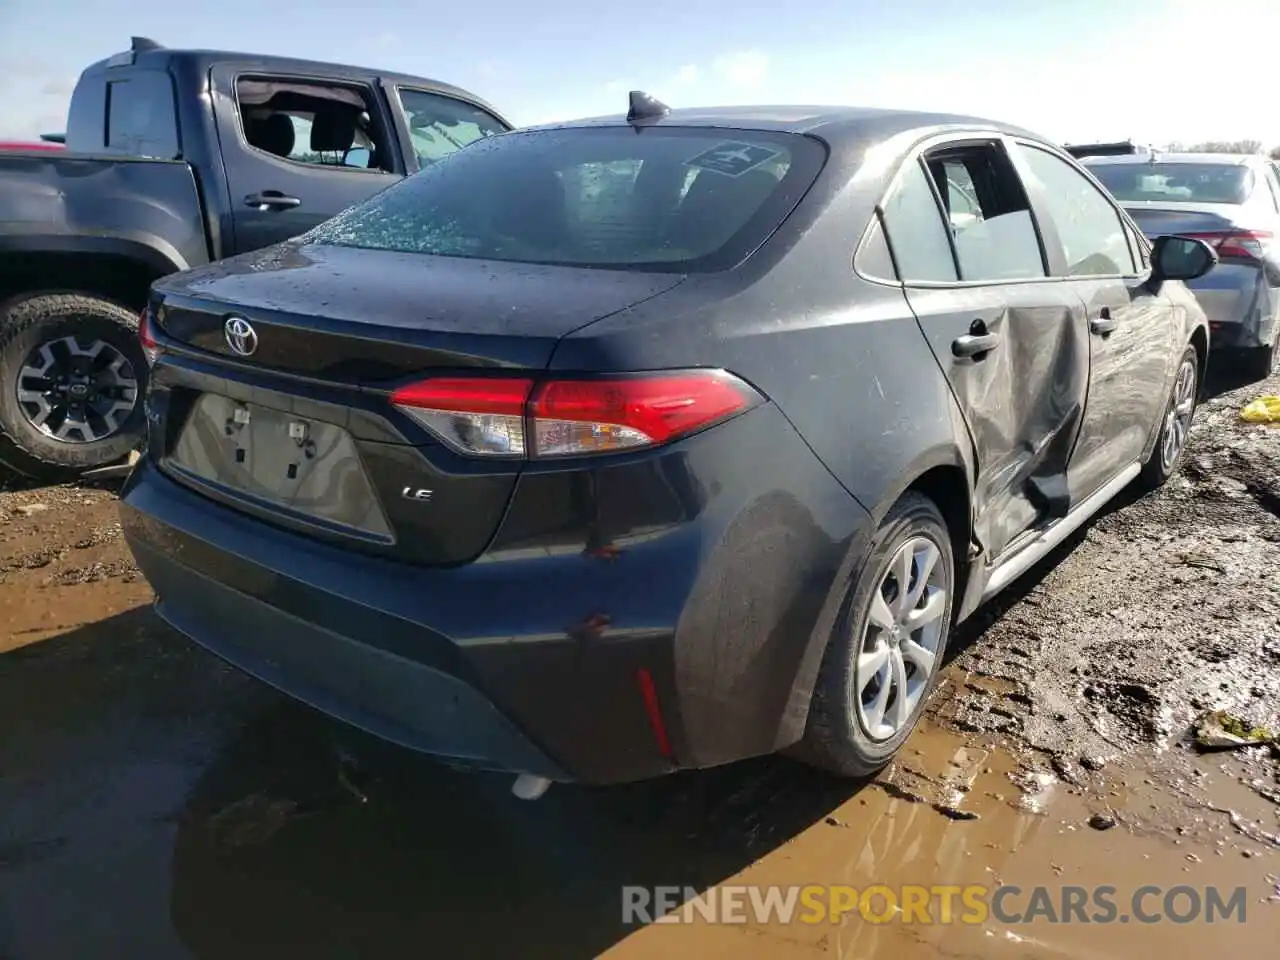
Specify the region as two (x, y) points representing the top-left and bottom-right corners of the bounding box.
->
(15, 335), (139, 443)
(1160, 358), (1196, 472)
(854, 536), (948, 742)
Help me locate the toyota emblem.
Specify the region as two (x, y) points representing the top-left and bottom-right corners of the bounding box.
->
(223, 316), (258, 357)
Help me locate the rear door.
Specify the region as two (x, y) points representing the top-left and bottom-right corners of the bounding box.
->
(210, 66), (405, 254)
(1011, 141), (1178, 502)
(879, 135), (1091, 561)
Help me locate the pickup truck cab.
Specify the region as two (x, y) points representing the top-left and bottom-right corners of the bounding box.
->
(0, 37), (511, 479)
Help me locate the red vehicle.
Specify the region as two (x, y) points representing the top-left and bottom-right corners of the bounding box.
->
(0, 140), (64, 152)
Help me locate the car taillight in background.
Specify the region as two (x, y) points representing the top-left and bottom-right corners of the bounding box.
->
(138, 308), (162, 365)
(1180, 229), (1273, 260)
(390, 370), (763, 458)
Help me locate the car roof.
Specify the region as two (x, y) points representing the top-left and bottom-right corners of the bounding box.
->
(1083, 152), (1258, 166)
(524, 104), (1048, 145)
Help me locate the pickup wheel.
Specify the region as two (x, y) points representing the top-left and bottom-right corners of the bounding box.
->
(0, 292), (147, 481)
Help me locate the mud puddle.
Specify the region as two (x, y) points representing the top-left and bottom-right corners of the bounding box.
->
(0, 480), (149, 652)
(606, 723), (1280, 959)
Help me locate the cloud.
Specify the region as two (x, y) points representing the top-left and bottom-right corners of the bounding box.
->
(519, 49), (771, 128)
(0, 63), (77, 138)
(711, 50), (769, 89)
(40, 77), (75, 97)
(602, 50), (763, 103)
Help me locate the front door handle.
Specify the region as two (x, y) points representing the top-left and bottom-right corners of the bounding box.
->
(1090, 307), (1118, 335)
(244, 190), (301, 210)
(952, 331), (1000, 359)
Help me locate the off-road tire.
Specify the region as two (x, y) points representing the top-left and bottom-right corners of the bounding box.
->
(795, 492), (955, 779)
(0, 292), (147, 481)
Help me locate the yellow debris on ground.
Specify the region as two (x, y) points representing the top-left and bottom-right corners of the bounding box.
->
(1239, 395), (1280, 423)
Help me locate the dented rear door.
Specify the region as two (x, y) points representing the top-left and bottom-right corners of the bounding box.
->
(906, 283), (1090, 560)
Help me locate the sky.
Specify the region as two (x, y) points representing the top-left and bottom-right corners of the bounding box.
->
(2, 0), (1279, 148)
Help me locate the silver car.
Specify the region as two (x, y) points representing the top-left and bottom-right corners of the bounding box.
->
(1081, 150), (1280, 380)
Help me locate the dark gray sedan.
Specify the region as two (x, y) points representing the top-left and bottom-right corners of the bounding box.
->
(120, 95), (1216, 795)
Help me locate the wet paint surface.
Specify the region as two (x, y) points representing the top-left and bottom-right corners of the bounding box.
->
(1, 366), (1278, 959)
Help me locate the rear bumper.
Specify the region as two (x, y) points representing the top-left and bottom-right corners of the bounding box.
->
(120, 460), (677, 783)
(1188, 263), (1279, 349)
(120, 402), (868, 784)
(128, 529), (568, 779)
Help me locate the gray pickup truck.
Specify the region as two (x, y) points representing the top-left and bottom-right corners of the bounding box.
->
(0, 37), (511, 479)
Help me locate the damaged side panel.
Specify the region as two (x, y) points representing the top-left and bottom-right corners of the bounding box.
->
(904, 283), (1090, 561)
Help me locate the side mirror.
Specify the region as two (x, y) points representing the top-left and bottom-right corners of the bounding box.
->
(1150, 234), (1218, 282)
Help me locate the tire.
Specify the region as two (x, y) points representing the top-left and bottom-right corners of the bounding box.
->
(796, 492), (955, 778)
(1137, 343), (1199, 492)
(0, 292), (147, 481)
(1241, 339), (1276, 383)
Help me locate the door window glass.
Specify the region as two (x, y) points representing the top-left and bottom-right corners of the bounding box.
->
(924, 144), (1046, 282)
(396, 89), (508, 167)
(235, 77), (394, 172)
(1020, 146), (1137, 276)
(879, 161), (958, 282)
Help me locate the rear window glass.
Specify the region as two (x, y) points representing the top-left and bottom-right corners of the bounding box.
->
(1086, 161), (1254, 204)
(305, 127), (826, 272)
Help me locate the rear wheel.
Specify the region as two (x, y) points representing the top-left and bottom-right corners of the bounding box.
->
(797, 492), (954, 778)
(0, 293), (147, 481)
(1137, 344), (1198, 492)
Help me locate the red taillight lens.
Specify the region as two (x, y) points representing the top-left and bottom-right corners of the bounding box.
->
(529, 372), (757, 456)
(389, 370), (760, 459)
(1183, 230), (1273, 259)
(138, 307), (161, 365)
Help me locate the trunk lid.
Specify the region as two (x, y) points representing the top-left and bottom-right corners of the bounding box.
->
(150, 241), (686, 567)
(153, 241), (686, 381)
(1121, 201), (1249, 239)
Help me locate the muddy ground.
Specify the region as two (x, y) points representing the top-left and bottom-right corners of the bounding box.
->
(1, 364), (1278, 959)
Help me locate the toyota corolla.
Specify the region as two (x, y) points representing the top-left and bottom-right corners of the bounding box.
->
(119, 94), (1216, 796)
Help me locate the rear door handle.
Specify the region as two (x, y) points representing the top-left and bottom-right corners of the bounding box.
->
(952, 332), (1000, 359)
(244, 191), (301, 210)
(1090, 307), (1117, 335)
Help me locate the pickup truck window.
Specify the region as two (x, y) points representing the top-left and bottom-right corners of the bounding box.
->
(396, 88), (507, 166)
(235, 77), (395, 173)
(105, 71), (180, 158)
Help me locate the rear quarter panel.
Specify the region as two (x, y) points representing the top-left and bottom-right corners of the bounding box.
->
(546, 153), (975, 761)
(549, 140), (974, 525)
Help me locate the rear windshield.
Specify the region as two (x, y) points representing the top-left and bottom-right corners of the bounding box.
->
(1086, 161), (1254, 204)
(305, 126), (826, 272)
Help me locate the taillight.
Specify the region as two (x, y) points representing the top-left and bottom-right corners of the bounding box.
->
(138, 307), (162, 365)
(1182, 230), (1273, 259)
(390, 377), (533, 457)
(390, 370), (761, 459)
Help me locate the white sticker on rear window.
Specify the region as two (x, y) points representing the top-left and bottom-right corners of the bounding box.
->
(684, 141), (782, 178)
